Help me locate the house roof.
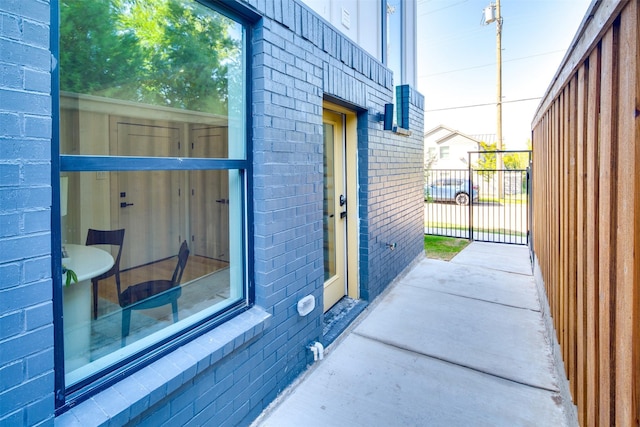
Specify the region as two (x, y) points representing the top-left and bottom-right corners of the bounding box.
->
(424, 125), (482, 147)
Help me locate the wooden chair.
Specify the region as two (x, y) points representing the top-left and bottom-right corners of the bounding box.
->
(85, 228), (125, 320)
(120, 240), (189, 345)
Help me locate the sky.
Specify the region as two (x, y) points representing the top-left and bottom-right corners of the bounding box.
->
(416, 0), (593, 149)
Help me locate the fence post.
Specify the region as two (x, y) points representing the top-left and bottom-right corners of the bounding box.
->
(468, 152), (473, 241)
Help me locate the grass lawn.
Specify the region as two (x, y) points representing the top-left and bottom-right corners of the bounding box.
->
(424, 235), (470, 261)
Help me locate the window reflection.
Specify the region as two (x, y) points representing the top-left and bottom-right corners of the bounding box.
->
(59, 0), (246, 388)
(62, 170), (241, 384)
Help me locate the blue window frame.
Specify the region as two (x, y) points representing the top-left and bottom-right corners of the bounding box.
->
(52, 0), (252, 411)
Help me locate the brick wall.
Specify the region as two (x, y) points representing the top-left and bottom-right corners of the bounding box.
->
(360, 85), (425, 301)
(0, 1), (55, 426)
(2, 0), (424, 425)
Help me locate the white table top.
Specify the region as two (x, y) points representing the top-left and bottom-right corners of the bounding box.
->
(63, 244), (115, 283)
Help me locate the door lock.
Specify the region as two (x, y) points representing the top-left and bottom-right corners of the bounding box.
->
(339, 194), (346, 206)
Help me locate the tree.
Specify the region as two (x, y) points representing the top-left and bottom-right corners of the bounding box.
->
(474, 141), (497, 182)
(503, 152), (528, 170)
(503, 139), (531, 170)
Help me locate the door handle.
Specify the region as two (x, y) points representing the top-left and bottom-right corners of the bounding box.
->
(339, 195), (346, 206)
(340, 211), (347, 219)
(120, 202), (134, 208)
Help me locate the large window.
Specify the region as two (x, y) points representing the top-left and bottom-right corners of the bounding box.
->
(56, 0), (248, 399)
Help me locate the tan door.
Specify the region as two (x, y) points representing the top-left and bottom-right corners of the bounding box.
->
(323, 110), (347, 312)
(189, 125), (230, 262)
(111, 119), (183, 269)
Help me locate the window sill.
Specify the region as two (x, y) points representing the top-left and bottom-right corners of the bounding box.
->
(55, 306), (272, 426)
(393, 126), (412, 136)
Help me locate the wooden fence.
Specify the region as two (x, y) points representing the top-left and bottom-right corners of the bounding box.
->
(531, 0), (639, 425)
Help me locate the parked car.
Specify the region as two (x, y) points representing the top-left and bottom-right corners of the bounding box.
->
(424, 178), (479, 205)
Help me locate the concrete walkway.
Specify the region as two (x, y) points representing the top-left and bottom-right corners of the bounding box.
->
(253, 242), (573, 427)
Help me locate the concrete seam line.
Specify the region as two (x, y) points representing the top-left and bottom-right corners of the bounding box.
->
(353, 332), (560, 394)
(401, 284), (541, 312)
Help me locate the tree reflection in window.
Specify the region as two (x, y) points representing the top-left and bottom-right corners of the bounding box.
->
(60, 0), (242, 115)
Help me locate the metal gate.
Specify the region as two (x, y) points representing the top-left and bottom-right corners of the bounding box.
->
(424, 150), (531, 245)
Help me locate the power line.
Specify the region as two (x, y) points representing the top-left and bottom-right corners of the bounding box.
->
(425, 97), (541, 112)
(419, 0), (469, 16)
(420, 50), (566, 78)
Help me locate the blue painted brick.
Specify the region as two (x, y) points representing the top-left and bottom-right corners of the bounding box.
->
(0, 39), (50, 73)
(165, 403), (193, 427)
(25, 394), (54, 426)
(0, 371), (53, 417)
(0, 113), (21, 137)
(22, 163), (51, 186)
(131, 369), (167, 409)
(92, 386), (132, 427)
(0, 281), (51, 316)
(4, 0), (50, 23)
(67, 398), (110, 427)
(25, 348), (52, 380)
(139, 404), (169, 427)
(0, 63), (22, 90)
(0, 263), (21, 290)
(0, 311), (23, 340)
(24, 115), (51, 139)
(18, 186), (51, 210)
(0, 325), (53, 366)
(0, 213), (20, 237)
(0, 361), (23, 393)
(22, 68), (49, 92)
(24, 301), (51, 331)
(0, 408), (23, 426)
(0, 233), (50, 263)
(1, 12), (21, 40)
(21, 20), (49, 48)
(0, 139), (49, 160)
(23, 256), (50, 284)
(22, 209), (49, 234)
(0, 88), (50, 115)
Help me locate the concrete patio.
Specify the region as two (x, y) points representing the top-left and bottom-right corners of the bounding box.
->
(253, 242), (575, 427)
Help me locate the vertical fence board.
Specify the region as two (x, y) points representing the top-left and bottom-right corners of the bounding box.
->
(567, 75), (578, 400)
(575, 63), (588, 425)
(585, 45), (601, 427)
(614, 2), (639, 424)
(556, 91), (570, 364)
(597, 25), (618, 427)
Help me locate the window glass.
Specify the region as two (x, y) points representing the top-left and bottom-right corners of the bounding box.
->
(386, 0), (403, 123)
(60, 0), (245, 159)
(439, 146), (450, 159)
(61, 170), (244, 385)
(386, 0), (403, 84)
(59, 0), (246, 389)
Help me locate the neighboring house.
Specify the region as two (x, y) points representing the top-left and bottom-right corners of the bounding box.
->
(1, 0), (424, 426)
(424, 125), (481, 170)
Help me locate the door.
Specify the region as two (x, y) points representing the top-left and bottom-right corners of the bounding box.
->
(323, 110), (347, 312)
(189, 125), (230, 262)
(111, 119), (183, 269)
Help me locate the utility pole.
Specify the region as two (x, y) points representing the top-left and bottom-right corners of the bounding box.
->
(495, 0), (503, 197)
(483, 1), (503, 196)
